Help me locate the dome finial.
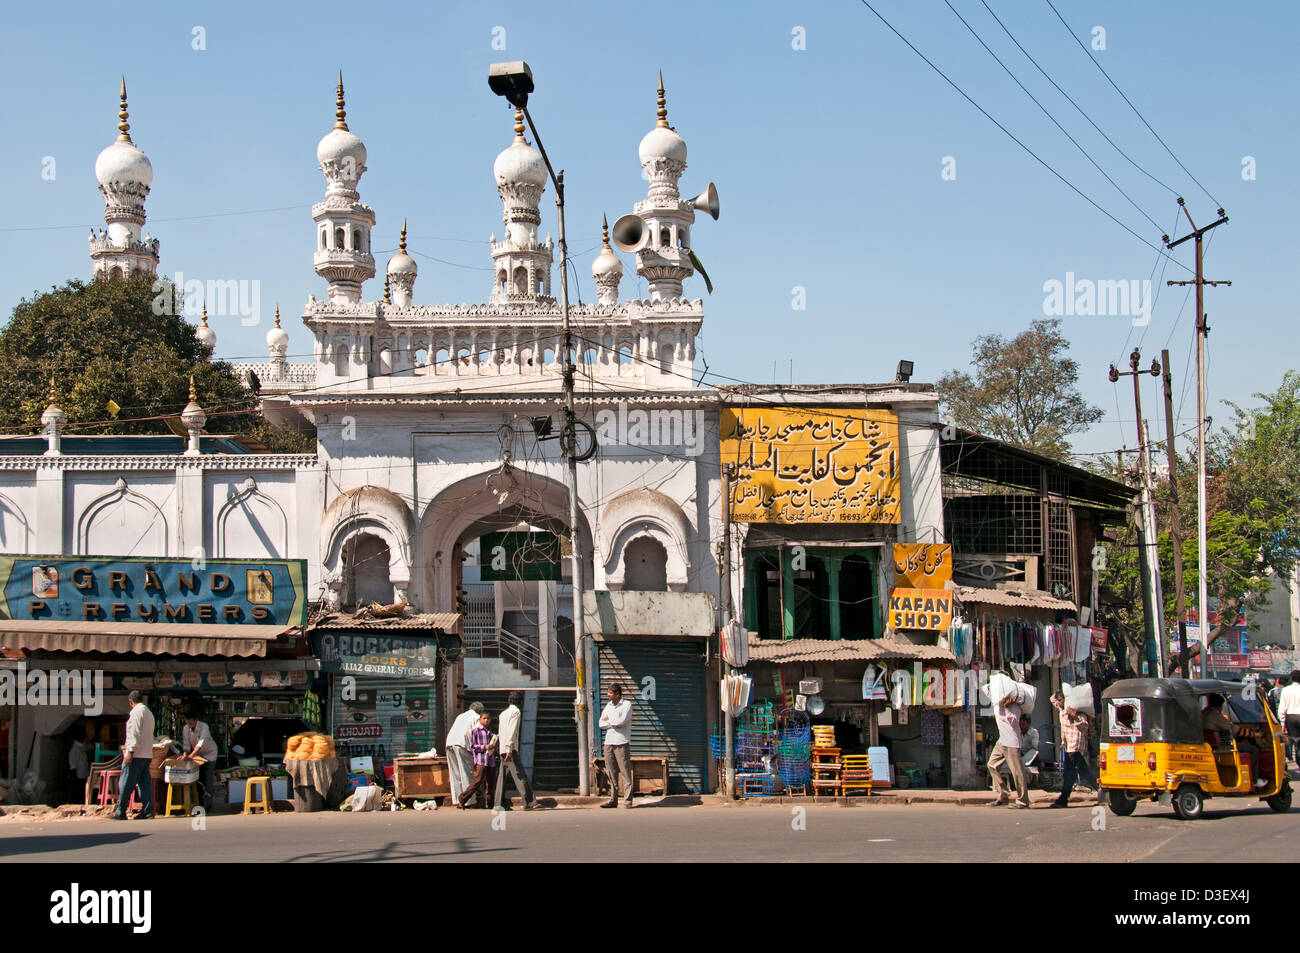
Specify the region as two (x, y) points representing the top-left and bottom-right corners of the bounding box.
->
(47, 376), (57, 406)
(334, 71), (349, 131)
(513, 107), (526, 142)
(117, 76), (132, 142)
(399, 218), (408, 253)
(274, 304), (281, 328)
(383, 273), (392, 304)
(188, 375), (197, 402)
(200, 299), (209, 327)
(656, 71), (668, 128)
(602, 213), (612, 249)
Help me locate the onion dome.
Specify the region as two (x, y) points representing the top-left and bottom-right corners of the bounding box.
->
(266, 305), (289, 352)
(592, 216), (623, 279)
(637, 72), (687, 165)
(180, 377), (207, 431)
(195, 301), (217, 350)
(94, 78), (153, 188)
(493, 109), (547, 187)
(386, 219), (418, 276)
(316, 73), (366, 180)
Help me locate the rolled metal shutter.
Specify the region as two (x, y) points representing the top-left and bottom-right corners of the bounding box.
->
(330, 676), (438, 765)
(597, 641), (707, 794)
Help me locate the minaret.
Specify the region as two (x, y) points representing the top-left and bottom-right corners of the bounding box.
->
(266, 305), (289, 380)
(634, 73), (695, 300)
(592, 215), (623, 306)
(490, 108), (553, 305)
(41, 378), (66, 457)
(180, 377), (206, 456)
(90, 78), (159, 280)
(386, 219), (417, 307)
(312, 73), (375, 303)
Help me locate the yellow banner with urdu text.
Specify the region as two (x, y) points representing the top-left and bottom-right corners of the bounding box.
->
(720, 406), (901, 523)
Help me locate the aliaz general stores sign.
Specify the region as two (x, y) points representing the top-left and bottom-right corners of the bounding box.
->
(0, 557), (308, 626)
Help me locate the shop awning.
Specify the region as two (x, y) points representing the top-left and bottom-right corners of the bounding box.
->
(746, 636), (955, 664)
(0, 620), (294, 658)
(952, 586), (1075, 611)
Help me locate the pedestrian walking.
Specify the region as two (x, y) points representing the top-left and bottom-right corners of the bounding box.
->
(457, 711), (498, 809)
(1276, 670), (1300, 764)
(445, 701), (483, 804)
(113, 690), (155, 820)
(1050, 691), (1098, 808)
(986, 691), (1029, 809)
(599, 683), (634, 808)
(494, 691), (537, 811)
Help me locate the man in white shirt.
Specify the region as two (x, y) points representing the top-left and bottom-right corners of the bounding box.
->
(183, 712), (219, 810)
(1019, 714), (1040, 768)
(598, 683), (634, 808)
(1276, 670), (1300, 764)
(494, 691), (537, 811)
(986, 692), (1029, 809)
(114, 690), (155, 820)
(445, 701), (483, 805)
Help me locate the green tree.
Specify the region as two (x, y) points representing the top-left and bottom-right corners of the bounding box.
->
(936, 318), (1103, 459)
(0, 276), (313, 453)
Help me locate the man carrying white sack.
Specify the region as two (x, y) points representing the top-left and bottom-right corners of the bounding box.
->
(445, 701), (484, 804)
(987, 690), (1030, 809)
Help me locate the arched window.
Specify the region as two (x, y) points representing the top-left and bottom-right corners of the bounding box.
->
(435, 347), (449, 370)
(542, 347), (556, 365)
(497, 269), (507, 292)
(477, 348), (490, 366)
(334, 344), (349, 377)
(659, 227), (671, 248)
(414, 347), (429, 369)
(583, 347), (598, 365)
(520, 346), (534, 366)
(334, 227), (345, 250)
(658, 341), (674, 375)
(344, 534), (394, 607)
(353, 229), (363, 252)
(618, 345), (633, 367)
(678, 227), (689, 249)
(319, 228), (327, 250)
(457, 347), (471, 366)
(624, 537), (668, 591)
(512, 266), (528, 294)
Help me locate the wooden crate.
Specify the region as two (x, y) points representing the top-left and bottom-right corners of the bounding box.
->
(393, 756), (451, 800)
(591, 757), (669, 796)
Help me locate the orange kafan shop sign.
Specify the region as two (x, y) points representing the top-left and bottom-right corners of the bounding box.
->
(892, 543), (952, 588)
(888, 588), (953, 632)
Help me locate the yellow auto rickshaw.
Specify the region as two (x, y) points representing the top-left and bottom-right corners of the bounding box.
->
(1098, 677), (1292, 820)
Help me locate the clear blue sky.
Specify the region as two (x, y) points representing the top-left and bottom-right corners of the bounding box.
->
(1, 1), (1295, 460)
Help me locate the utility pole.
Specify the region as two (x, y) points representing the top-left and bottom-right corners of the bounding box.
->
(1161, 348), (1190, 677)
(720, 463), (736, 798)
(1110, 349), (1165, 676)
(1166, 200), (1230, 663)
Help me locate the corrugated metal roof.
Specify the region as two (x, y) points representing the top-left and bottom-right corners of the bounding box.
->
(0, 620), (291, 658)
(952, 586), (1075, 610)
(746, 636), (955, 664)
(309, 612), (461, 631)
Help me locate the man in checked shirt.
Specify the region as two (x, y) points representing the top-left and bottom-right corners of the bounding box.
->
(1050, 691), (1098, 808)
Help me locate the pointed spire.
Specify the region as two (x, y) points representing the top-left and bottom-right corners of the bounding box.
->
(188, 375), (197, 402)
(334, 71), (349, 131)
(116, 76), (132, 142)
(383, 273), (392, 304)
(399, 218), (408, 253)
(47, 376), (58, 406)
(655, 71), (668, 128)
(200, 299), (209, 327)
(602, 213), (612, 250)
(274, 304), (281, 327)
(513, 107), (526, 143)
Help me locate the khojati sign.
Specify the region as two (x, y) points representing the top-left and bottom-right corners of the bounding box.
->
(888, 588), (953, 632)
(893, 543), (952, 588)
(720, 407), (901, 523)
(0, 557), (308, 626)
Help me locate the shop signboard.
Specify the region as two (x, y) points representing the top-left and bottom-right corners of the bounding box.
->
(479, 531), (562, 581)
(1248, 650), (1273, 670)
(1089, 627), (1109, 653)
(1210, 627), (1247, 655)
(314, 632), (439, 679)
(720, 407), (901, 524)
(892, 544), (952, 588)
(0, 556), (308, 627)
(888, 588), (953, 631)
(1210, 653), (1249, 671)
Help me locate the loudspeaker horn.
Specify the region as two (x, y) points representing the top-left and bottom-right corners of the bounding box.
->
(689, 182), (720, 220)
(611, 213), (647, 253)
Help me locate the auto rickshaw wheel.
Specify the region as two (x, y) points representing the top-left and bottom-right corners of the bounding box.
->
(1266, 779), (1292, 813)
(1104, 788), (1137, 816)
(1172, 783), (1204, 820)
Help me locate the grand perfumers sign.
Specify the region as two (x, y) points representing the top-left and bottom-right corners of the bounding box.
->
(0, 557), (308, 626)
(720, 407), (901, 524)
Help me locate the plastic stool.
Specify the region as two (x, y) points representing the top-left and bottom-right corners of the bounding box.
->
(243, 776), (274, 815)
(97, 770), (142, 810)
(164, 782), (196, 817)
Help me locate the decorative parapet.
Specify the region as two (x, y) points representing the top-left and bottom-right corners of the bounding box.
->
(0, 453), (319, 472)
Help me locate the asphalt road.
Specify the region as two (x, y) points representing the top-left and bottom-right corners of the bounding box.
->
(0, 798), (1294, 862)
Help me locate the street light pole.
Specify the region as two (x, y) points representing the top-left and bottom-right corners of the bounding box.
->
(489, 62), (590, 794)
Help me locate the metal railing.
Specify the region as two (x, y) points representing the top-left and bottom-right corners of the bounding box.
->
(462, 625), (542, 681)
